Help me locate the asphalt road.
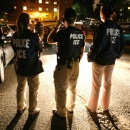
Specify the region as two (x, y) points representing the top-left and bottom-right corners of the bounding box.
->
(0, 46), (130, 130)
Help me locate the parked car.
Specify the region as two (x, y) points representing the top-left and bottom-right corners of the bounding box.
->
(0, 24), (14, 83)
(123, 26), (130, 46)
(8, 24), (17, 32)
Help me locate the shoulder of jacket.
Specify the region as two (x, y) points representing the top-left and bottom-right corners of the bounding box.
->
(95, 23), (105, 32)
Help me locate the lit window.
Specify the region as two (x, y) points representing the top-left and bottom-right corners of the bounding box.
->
(46, 8), (49, 11)
(54, 1), (57, 5)
(54, 8), (57, 12)
(39, 0), (42, 3)
(23, 6), (27, 10)
(45, 1), (49, 4)
(39, 7), (42, 11)
(128, 7), (130, 10)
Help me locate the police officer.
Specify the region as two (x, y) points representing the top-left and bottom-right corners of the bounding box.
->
(86, 5), (124, 121)
(11, 13), (44, 117)
(47, 8), (85, 119)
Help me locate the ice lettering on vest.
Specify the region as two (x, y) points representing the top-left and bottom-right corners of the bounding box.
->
(107, 28), (120, 44)
(13, 39), (30, 58)
(16, 50), (26, 58)
(73, 40), (80, 45)
(70, 33), (83, 45)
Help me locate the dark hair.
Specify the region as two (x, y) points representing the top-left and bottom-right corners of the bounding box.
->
(101, 5), (114, 18)
(35, 22), (44, 35)
(64, 8), (76, 24)
(17, 13), (30, 36)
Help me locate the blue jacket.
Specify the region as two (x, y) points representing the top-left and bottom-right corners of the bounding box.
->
(11, 29), (43, 76)
(52, 26), (85, 60)
(90, 20), (125, 65)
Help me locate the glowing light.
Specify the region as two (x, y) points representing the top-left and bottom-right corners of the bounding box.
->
(23, 6), (27, 10)
(14, 6), (17, 9)
(39, 0), (42, 3)
(34, 12), (40, 17)
(39, 7), (42, 11)
(54, 8), (57, 12)
(45, 1), (49, 4)
(54, 1), (57, 5)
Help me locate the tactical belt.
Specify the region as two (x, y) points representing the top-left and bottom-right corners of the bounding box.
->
(66, 58), (79, 62)
(57, 58), (79, 70)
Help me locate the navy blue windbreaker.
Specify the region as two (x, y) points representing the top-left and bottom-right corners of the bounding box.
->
(91, 20), (125, 65)
(11, 29), (43, 76)
(52, 26), (85, 60)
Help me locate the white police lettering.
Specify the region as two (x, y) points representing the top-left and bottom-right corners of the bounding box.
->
(107, 28), (120, 44)
(70, 34), (83, 45)
(26, 39), (30, 48)
(70, 34), (83, 39)
(13, 39), (30, 58)
(13, 39), (30, 48)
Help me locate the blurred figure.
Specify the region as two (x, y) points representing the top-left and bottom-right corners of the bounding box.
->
(35, 22), (44, 35)
(11, 13), (44, 117)
(81, 21), (88, 36)
(111, 12), (116, 20)
(29, 20), (35, 32)
(34, 18), (39, 24)
(43, 26), (52, 50)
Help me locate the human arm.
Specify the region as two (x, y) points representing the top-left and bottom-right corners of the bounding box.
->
(116, 27), (125, 58)
(87, 25), (104, 62)
(33, 33), (43, 52)
(47, 20), (62, 44)
(80, 46), (85, 60)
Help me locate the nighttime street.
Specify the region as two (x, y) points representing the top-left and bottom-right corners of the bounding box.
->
(0, 0), (130, 130)
(0, 45), (130, 130)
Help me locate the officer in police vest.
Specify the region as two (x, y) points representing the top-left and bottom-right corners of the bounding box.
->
(86, 5), (124, 124)
(11, 13), (43, 117)
(47, 8), (85, 119)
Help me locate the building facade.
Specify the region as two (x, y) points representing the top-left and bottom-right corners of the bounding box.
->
(8, 0), (73, 23)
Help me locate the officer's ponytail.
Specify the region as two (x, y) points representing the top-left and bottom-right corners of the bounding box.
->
(17, 13), (30, 36)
